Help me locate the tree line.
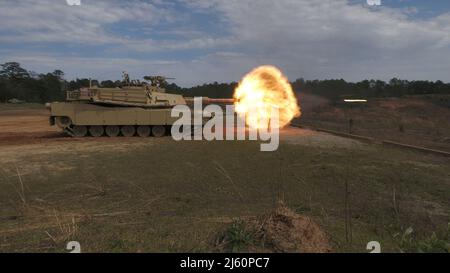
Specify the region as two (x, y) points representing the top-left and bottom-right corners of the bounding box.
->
(1, 62), (450, 103)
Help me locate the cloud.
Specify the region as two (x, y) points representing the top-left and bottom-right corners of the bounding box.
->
(179, 0), (450, 82)
(0, 0), (177, 44)
(1, 0), (450, 85)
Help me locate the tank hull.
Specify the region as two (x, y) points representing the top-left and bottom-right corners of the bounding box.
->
(50, 102), (178, 127)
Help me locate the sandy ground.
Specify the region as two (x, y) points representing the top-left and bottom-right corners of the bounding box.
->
(279, 127), (364, 149)
(0, 109), (57, 133)
(0, 108), (62, 146)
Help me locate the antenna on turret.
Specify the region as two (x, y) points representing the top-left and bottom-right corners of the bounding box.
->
(143, 76), (175, 87)
(122, 71), (130, 85)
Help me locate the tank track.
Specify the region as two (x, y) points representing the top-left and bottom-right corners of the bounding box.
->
(64, 125), (171, 138)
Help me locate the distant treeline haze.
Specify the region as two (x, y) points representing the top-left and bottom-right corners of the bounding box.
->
(1, 62), (450, 103)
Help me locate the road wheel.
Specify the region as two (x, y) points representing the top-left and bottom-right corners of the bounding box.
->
(72, 125), (87, 137)
(105, 126), (120, 137)
(89, 126), (104, 137)
(55, 116), (72, 128)
(121, 125), (136, 137)
(152, 125), (166, 137)
(137, 126), (151, 137)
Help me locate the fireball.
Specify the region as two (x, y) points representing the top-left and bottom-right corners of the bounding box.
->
(234, 65), (301, 129)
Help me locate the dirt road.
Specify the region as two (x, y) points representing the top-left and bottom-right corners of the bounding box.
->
(0, 107), (64, 146)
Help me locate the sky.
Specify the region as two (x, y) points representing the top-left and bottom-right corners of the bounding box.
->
(0, 0), (450, 86)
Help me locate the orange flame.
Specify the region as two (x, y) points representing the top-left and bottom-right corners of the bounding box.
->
(233, 65), (301, 129)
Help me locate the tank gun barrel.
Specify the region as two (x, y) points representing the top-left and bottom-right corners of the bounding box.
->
(185, 97), (236, 104)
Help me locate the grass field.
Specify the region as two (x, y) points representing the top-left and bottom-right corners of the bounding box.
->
(0, 103), (449, 253)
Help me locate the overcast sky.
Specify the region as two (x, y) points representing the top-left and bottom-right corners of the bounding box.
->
(1, 0), (450, 86)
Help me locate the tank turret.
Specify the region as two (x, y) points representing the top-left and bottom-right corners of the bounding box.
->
(66, 73), (186, 108)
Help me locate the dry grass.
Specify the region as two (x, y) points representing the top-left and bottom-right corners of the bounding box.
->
(0, 104), (449, 252)
(215, 201), (332, 253)
(258, 202), (331, 252)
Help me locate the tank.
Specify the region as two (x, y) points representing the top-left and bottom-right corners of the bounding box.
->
(47, 73), (234, 137)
